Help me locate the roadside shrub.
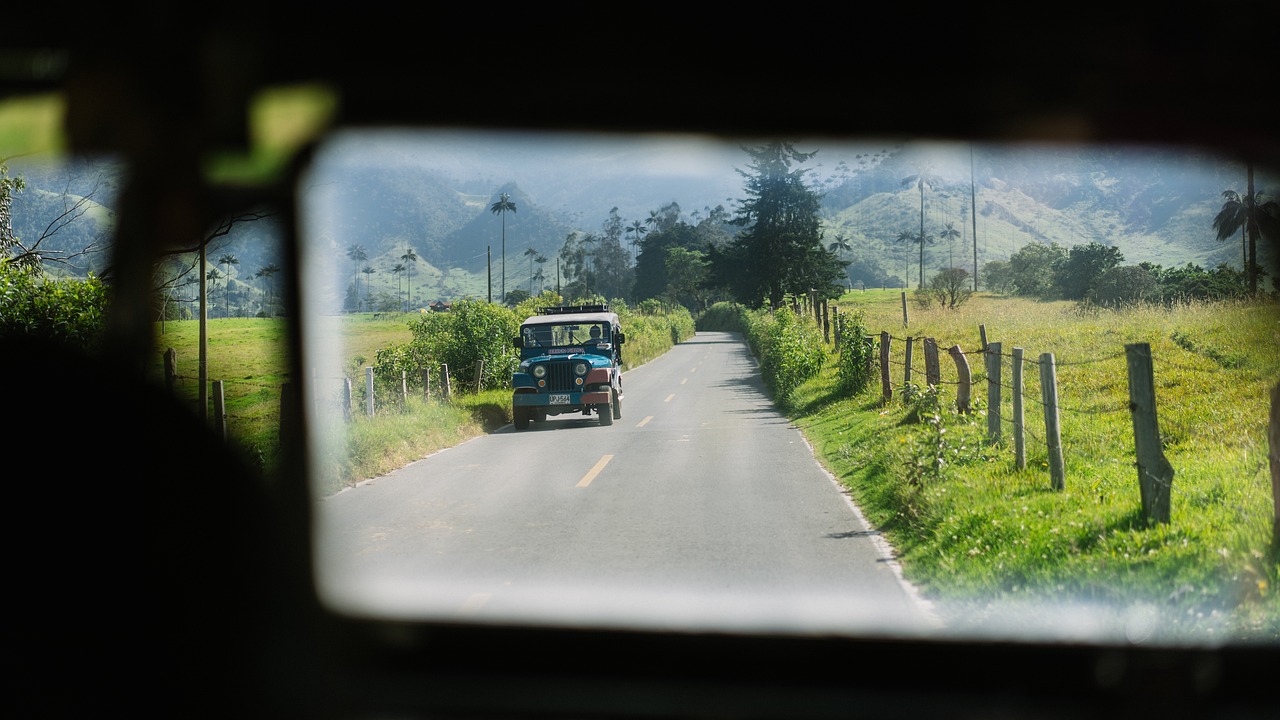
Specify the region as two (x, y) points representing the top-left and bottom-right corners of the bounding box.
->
(744, 306), (827, 402)
(834, 307), (875, 396)
(377, 298), (520, 400)
(696, 301), (749, 333)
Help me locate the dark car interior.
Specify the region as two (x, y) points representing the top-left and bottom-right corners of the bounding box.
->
(6, 9), (1278, 719)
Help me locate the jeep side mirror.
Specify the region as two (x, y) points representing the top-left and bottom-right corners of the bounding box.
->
(512, 336), (523, 349)
(616, 333), (625, 345)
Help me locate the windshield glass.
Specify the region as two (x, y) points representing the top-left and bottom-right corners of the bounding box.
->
(523, 323), (608, 350)
(299, 127), (1280, 646)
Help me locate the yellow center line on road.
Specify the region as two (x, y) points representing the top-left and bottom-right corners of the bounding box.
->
(577, 454), (614, 488)
(664, 394), (675, 402)
(637, 416), (653, 427)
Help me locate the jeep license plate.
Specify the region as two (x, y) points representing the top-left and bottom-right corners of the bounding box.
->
(549, 394), (570, 405)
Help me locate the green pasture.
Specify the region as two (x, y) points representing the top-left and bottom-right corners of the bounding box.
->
(790, 289), (1280, 639)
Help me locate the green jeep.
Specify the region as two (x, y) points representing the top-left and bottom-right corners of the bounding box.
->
(510, 304), (625, 430)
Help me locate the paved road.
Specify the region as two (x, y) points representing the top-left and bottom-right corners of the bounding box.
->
(316, 331), (937, 636)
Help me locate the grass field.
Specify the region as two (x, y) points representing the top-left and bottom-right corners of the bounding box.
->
(788, 289), (1280, 640)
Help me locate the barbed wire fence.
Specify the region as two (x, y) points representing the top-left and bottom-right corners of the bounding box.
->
(861, 323), (1185, 525)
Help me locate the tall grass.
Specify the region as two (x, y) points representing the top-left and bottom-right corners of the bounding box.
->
(788, 290), (1280, 639)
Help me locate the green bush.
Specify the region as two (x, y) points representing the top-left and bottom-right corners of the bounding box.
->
(834, 307), (875, 396)
(744, 306), (827, 403)
(373, 298), (520, 405)
(0, 261), (109, 351)
(695, 301), (749, 333)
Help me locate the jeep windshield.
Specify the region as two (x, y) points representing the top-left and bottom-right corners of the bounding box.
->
(522, 323), (609, 351)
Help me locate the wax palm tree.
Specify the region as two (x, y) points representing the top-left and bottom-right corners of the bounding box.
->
(361, 265), (376, 311)
(535, 252), (548, 293)
(523, 246), (541, 292)
(902, 161), (941, 288)
(399, 246), (418, 309)
(1213, 164), (1280, 294)
(206, 268), (222, 317)
(489, 192), (517, 301)
(939, 222), (961, 268)
(627, 219), (647, 263)
(218, 253), (238, 316)
(391, 263), (406, 309)
(346, 244), (367, 306)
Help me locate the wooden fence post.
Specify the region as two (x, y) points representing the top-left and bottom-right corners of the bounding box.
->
(441, 363), (452, 401)
(365, 366), (375, 417)
(164, 347), (177, 392)
(342, 377), (352, 421)
(473, 360), (485, 393)
(904, 337), (914, 386)
(832, 306), (842, 347)
(400, 371), (408, 404)
(901, 291), (908, 327)
(924, 338), (940, 388)
(979, 324), (988, 352)
(211, 379), (227, 440)
(1040, 352), (1065, 491)
(421, 368), (431, 402)
(822, 300), (830, 344)
(1126, 343), (1174, 523)
(1012, 347), (1026, 470)
(985, 342), (1002, 443)
(279, 381), (295, 454)
(880, 331), (892, 402)
(948, 345), (971, 413)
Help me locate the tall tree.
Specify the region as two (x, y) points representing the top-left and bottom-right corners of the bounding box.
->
(489, 192), (517, 301)
(361, 265), (376, 311)
(1213, 164), (1280, 294)
(523, 246), (541, 292)
(969, 145), (979, 291)
(901, 160), (941, 287)
(391, 263), (406, 309)
(939, 222), (961, 268)
(218, 253), (238, 317)
(400, 246), (418, 309)
(626, 219), (647, 263)
(720, 141), (842, 308)
(346, 244), (367, 309)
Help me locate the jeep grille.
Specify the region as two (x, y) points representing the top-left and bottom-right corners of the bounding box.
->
(545, 362), (576, 392)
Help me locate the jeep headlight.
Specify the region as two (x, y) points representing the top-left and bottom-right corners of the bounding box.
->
(532, 364), (547, 379)
(573, 362), (588, 376)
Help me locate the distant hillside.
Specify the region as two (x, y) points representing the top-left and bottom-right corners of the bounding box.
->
(8, 142), (1276, 304)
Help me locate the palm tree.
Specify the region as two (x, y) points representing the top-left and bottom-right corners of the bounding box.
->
(1213, 164), (1280, 294)
(523, 246), (540, 292)
(218, 253), (238, 316)
(626, 220), (647, 263)
(206, 268), (222, 317)
(535, 252), (548, 293)
(346, 244), (367, 307)
(827, 234), (852, 256)
(827, 234), (853, 290)
(939, 222), (961, 269)
(399, 246), (418, 309)
(391, 263), (406, 309)
(901, 161), (941, 288)
(361, 265), (376, 311)
(489, 192), (517, 301)
(254, 263), (280, 314)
